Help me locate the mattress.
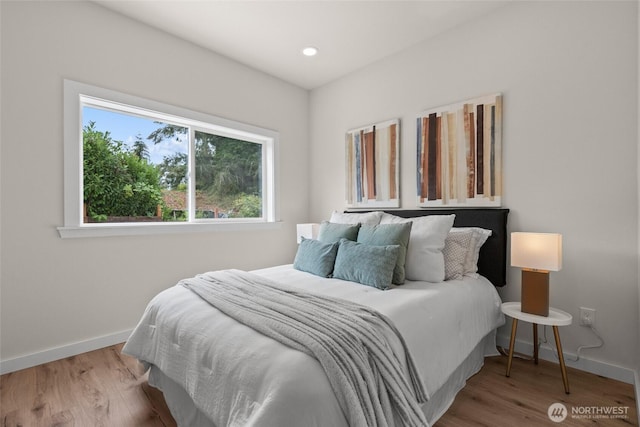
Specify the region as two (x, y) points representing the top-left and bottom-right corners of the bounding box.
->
(123, 264), (505, 427)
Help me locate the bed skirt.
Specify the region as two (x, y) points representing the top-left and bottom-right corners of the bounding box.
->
(145, 330), (498, 427)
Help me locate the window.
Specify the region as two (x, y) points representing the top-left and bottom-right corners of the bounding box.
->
(59, 80), (278, 238)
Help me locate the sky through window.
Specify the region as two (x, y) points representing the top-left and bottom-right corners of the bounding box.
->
(82, 107), (188, 165)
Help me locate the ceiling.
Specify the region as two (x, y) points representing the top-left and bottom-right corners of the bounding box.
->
(95, 1), (508, 90)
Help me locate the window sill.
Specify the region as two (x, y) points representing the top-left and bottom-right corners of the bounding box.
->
(57, 220), (283, 239)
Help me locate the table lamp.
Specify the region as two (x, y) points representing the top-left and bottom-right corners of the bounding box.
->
(511, 232), (562, 317)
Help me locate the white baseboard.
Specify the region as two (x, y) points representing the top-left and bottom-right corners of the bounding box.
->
(0, 329), (132, 375)
(635, 369), (640, 426)
(496, 334), (636, 384)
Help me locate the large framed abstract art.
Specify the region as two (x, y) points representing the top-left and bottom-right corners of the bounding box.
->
(417, 93), (503, 207)
(345, 119), (400, 209)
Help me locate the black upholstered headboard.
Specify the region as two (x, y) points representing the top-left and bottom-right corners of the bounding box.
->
(346, 208), (509, 287)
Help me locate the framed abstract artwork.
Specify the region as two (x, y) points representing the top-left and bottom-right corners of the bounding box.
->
(345, 119), (400, 208)
(417, 93), (502, 207)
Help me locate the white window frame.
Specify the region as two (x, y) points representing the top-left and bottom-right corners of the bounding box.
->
(58, 80), (279, 238)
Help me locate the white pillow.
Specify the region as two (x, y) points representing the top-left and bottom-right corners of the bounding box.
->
(380, 213), (455, 282)
(329, 211), (383, 225)
(450, 227), (492, 277)
(443, 229), (474, 280)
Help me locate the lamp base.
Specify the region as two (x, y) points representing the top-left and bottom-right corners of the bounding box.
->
(521, 269), (549, 316)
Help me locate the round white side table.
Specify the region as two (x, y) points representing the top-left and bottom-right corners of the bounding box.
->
(501, 301), (573, 394)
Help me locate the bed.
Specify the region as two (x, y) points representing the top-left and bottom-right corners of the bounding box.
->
(123, 208), (509, 427)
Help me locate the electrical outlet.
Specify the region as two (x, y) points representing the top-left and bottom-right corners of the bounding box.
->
(579, 307), (596, 326)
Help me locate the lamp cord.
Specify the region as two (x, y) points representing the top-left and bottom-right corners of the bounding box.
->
(540, 324), (604, 363)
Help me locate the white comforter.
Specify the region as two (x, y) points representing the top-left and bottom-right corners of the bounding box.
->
(123, 264), (504, 427)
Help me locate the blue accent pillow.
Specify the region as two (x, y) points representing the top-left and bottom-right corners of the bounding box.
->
(357, 222), (412, 285)
(332, 239), (400, 290)
(317, 221), (360, 243)
(293, 237), (339, 278)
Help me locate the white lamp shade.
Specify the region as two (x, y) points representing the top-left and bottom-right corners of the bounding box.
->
(511, 232), (562, 272)
(296, 223), (319, 244)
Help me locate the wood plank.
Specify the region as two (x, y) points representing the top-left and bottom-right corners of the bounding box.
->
(345, 132), (353, 205)
(476, 103), (484, 195)
(484, 103), (493, 199)
(0, 344), (175, 427)
(437, 356), (637, 426)
(427, 112), (438, 200)
(435, 115), (442, 200)
(389, 123), (397, 200)
(375, 125), (389, 201)
(494, 95), (503, 198)
(463, 104), (475, 198)
(446, 112), (457, 201)
(1, 346), (636, 426)
(421, 116), (429, 201)
(416, 117), (422, 201)
(364, 129), (376, 200)
(356, 131), (363, 202)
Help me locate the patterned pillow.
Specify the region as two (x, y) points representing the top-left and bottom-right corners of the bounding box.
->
(451, 227), (492, 277)
(332, 239), (399, 290)
(357, 222), (412, 285)
(317, 221), (360, 243)
(443, 229), (474, 280)
(293, 237), (339, 278)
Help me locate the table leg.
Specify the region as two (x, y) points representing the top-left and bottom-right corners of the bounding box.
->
(533, 323), (538, 364)
(506, 318), (518, 377)
(552, 325), (570, 394)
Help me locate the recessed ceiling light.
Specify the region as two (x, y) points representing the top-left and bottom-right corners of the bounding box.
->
(302, 47), (318, 57)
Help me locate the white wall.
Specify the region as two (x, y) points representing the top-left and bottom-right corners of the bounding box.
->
(0, 1), (309, 363)
(310, 1), (639, 376)
(637, 0), (640, 407)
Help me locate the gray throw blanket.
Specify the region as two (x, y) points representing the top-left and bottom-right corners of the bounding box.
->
(180, 269), (428, 427)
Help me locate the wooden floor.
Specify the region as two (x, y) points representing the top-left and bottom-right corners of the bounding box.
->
(1, 343), (636, 426)
(437, 355), (637, 426)
(1, 344), (174, 427)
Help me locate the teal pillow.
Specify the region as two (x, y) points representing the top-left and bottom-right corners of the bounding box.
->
(332, 239), (399, 290)
(357, 222), (412, 285)
(317, 221), (360, 243)
(293, 237), (339, 278)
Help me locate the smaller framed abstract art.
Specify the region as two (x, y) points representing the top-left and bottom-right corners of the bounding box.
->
(417, 93), (502, 207)
(345, 118), (400, 209)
